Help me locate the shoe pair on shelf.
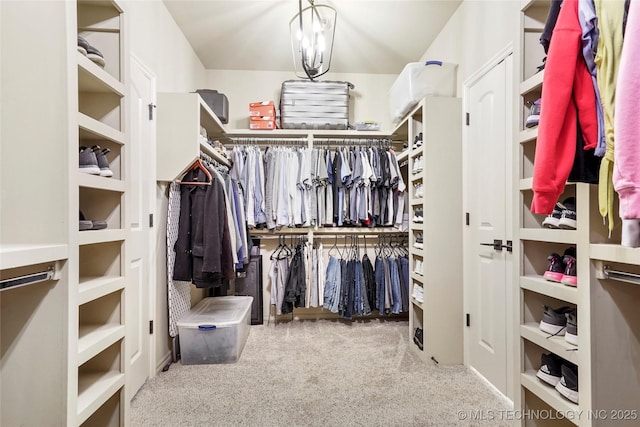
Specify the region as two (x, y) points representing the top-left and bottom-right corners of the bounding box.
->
(526, 98), (541, 128)
(412, 208), (424, 223)
(412, 133), (423, 149)
(414, 232), (424, 249)
(542, 197), (576, 229)
(413, 327), (424, 351)
(79, 211), (107, 231)
(414, 259), (423, 276)
(539, 305), (578, 345)
(412, 284), (423, 303)
(80, 145), (113, 177)
(543, 247), (577, 286)
(536, 353), (578, 404)
(77, 35), (106, 68)
(412, 155), (423, 174)
(413, 183), (424, 198)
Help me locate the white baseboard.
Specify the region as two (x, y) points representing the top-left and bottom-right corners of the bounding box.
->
(156, 351), (173, 375)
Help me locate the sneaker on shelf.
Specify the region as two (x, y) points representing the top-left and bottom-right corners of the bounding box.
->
(561, 248), (577, 286)
(413, 327), (424, 351)
(525, 98), (541, 128)
(77, 35), (90, 56)
(543, 252), (565, 282)
(414, 259), (424, 276)
(556, 363), (579, 404)
(414, 183), (424, 198)
(412, 285), (424, 303)
(542, 202), (563, 229)
(95, 147), (113, 178)
(414, 232), (424, 249)
(79, 145), (101, 175)
(565, 310), (578, 346)
(539, 305), (574, 336)
(412, 208), (423, 223)
(79, 211), (107, 231)
(412, 155), (423, 174)
(86, 44), (106, 68)
(79, 211), (92, 231)
(558, 197), (577, 229)
(536, 352), (563, 386)
(412, 135), (423, 149)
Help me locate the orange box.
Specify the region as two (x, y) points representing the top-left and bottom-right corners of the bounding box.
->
(249, 101), (276, 117)
(249, 116), (276, 130)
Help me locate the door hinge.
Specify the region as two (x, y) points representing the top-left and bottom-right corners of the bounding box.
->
(465, 212), (470, 226)
(149, 320), (154, 334)
(148, 103), (156, 120)
(466, 313), (470, 327)
(149, 213), (154, 228)
(465, 112), (470, 126)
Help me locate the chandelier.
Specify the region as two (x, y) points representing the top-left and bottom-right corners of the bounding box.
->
(289, 0), (337, 80)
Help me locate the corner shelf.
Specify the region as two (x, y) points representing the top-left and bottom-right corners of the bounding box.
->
(78, 324), (125, 365)
(77, 371), (125, 424)
(520, 275), (578, 304)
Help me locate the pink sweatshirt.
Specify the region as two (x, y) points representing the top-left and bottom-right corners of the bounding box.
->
(613, 0), (640, 219)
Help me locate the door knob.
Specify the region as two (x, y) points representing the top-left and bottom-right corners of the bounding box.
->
(480, 239), (512, 252)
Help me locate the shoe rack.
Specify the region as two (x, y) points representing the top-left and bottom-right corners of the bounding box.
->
(515, 1), (640, 425)
(74, 0), (128, 425)
(395, 97), (463, 365)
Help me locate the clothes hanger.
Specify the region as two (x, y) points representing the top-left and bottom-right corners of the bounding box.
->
(178, 159), (212, 186)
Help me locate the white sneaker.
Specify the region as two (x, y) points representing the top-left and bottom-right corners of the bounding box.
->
(414, 260), (424, 276)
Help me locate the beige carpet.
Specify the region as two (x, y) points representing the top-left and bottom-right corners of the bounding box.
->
(130, 319), (512, 426)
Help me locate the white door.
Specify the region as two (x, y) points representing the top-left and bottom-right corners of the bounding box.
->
(127, 56), (156, 397)
(465, 52), (512, 396)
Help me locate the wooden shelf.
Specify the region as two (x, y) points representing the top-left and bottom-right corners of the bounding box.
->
(590, 243), (640, 265)
(411, 298), (424, 310)
(77, 173), (125, 192)
(520, 371), (579, 425)
(77, 371), (124, 425)
(520, 323), (578, 365)
(410, 170), (425, 181)
(520, 70), (544, 95)
(411, 272), (424, 283)
(396, 149), (410, 163)
(520, 275), (579, 304)
(519, 177), (533, 191)
(0, 244), (68, 270)
(78, 324), (125, 365)
(78, 276), (125, 305)
(519, 228), (578, 245)
(78, 113), (125, 145)
(77, 53), (124, 95)
(78, 229), (126, 246)
(519, 127), (538, 144)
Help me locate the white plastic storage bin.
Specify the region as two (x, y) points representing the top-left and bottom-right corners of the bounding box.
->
(389, 61), (458, 124)
(177, 296), (253, 364)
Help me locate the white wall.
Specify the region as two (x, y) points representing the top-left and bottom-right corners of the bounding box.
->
(124, 0), (208, 372)
(205, 70), (397, 130)
(418, 0), (520, 402)
(126, 0), (207, 92)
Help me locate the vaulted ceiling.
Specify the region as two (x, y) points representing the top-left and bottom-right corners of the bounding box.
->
(162, 0), (462, 75)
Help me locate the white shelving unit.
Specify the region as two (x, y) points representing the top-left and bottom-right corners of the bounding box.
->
(399, 97), (463, 365)
(73, 0), (128, 425)
(514, 1), (640, 425)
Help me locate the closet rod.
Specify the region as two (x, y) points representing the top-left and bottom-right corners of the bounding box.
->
(227, 137), (308, 145)
(602, 265), (640, 285)
(0, 266), (55, 291)
(199, 151), (229, 172)
(313, 137), (392, 146)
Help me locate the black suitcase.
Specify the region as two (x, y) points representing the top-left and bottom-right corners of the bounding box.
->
(234, 255), (263, 325)
(280, 80), (353, 130)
